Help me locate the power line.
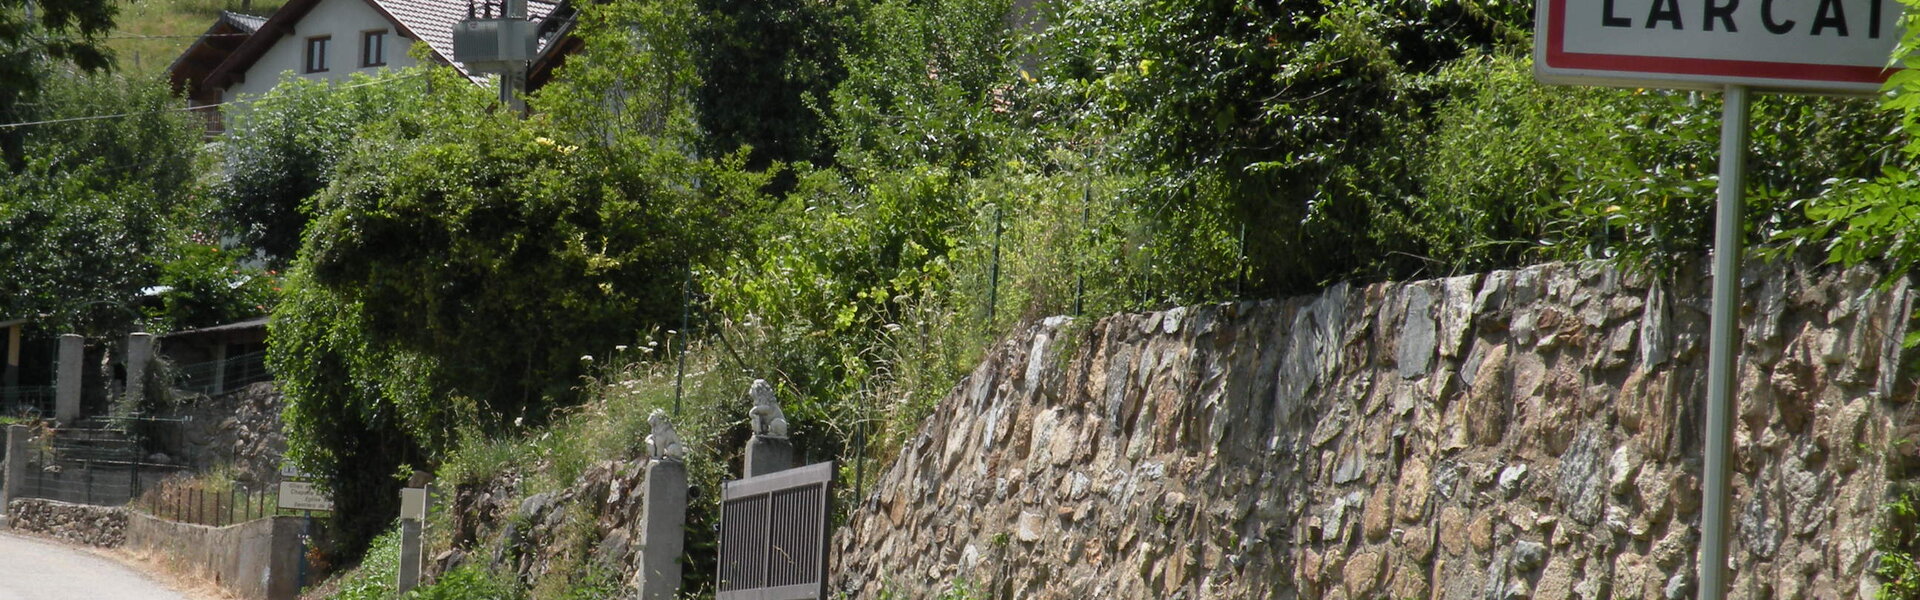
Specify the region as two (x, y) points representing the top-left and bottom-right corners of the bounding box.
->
(0, 71), (426, 130)
(105, 33), (252, 39)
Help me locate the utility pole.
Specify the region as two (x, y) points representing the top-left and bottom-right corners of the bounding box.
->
(501, 0), (527, 114)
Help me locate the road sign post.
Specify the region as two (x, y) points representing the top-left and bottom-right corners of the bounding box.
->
(1700, 83), (1749, 600)
(1535, 2), (1902, 599)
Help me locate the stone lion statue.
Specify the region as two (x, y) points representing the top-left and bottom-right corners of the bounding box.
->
(747, 379), (789, 439)
(645, 409), (687, 462)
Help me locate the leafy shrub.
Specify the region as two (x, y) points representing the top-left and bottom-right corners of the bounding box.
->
(1771, 11), (1920, 288)
(330, 526), (402, 600)
(405, 564), (522, 600)
(1410, 51), (1893, 275)
(212, 71), (433, 265)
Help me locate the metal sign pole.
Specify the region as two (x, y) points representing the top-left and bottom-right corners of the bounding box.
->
(1697, 83), (1749, 600)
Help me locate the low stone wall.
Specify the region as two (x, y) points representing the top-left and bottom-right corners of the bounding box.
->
(125, 512), (305, 600)
(833, 258), (1917, 599)
(7, 498), (127, 547)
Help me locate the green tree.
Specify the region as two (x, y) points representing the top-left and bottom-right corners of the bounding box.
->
(0, 0), (116, 169)
(0, 72), (206, 335)
(1035, 0), (1524, 294)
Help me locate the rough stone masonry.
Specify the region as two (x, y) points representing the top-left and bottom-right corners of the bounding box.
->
(831, 258), (1918, 599)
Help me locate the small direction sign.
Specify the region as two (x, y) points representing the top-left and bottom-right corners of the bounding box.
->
(1535, 0), (1903, 93)
(278, 462), (333, 512)
(278, 481), (334, 512)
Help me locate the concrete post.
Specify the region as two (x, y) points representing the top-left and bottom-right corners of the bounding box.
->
(2, 424), (27, 524)
(124, 333), (152, 410)
(54, 334), (82, 424)
(745, 436), (793, 478)
(396, 487), (427, 593)
(635, 458), (687, 600)
(268, 516), (305, 600)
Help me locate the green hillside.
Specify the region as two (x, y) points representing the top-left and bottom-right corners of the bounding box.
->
(106, 0), (280, 78)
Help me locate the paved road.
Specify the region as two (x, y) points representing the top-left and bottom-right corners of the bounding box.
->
(0, 532), (188, 600)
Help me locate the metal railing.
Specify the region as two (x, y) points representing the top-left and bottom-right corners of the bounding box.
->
(9, 424), (186, 507)
(16, 458), (182, 507)
(172, 350), (271, 395)
(0, 386), (54, 417)
(136, 482), (279, 527)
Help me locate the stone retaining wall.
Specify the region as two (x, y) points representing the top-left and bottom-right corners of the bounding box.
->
(154, 382), (287, 486)
(7, 498), (127, 547)
(831, 258), (1918, 599)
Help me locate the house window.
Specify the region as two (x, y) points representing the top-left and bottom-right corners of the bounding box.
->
(305, 36), (331, 73)
(361, 30), (387, 67)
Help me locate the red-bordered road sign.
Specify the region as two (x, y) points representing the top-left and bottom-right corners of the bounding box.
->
(1534, 0), (1903, 94)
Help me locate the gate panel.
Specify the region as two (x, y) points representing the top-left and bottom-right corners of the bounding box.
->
(717, 461), (834, 600)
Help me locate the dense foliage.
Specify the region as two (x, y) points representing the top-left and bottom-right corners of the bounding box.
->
(700, 0), (1892, 473)
(212, 73), (432, 265)
(270, 1), (767, 555)
(172, 0), (1920, 584)
(1413, 53), (1895, 273)
(0, 0), (116, 168)
(0, 72), (268, 336)
(694, 0), (850, 171)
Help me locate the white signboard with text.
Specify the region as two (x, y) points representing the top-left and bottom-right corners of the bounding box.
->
(278, 463), (334, 511)
(278, 481), (335, 512)
(1535, 0), (1903, 93)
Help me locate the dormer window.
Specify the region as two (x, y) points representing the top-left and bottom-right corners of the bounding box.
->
(362, 30), (387, 67)
(305, 36), (331, 73)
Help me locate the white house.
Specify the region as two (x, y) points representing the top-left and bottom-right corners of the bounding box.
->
(170, 0), (557, 114)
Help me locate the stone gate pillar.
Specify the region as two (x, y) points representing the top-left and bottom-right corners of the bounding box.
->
(124, 333), (152, 410)
(54, 334), (82, 424)
(635, 409), (688, 599)
(3, 424), (29, 525)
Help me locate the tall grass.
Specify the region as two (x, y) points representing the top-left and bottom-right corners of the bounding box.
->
(106, 0), (287, 77)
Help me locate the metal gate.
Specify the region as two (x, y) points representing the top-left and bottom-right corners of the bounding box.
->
(10, 424), (184, 506)
(717, 461), (834, 600)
